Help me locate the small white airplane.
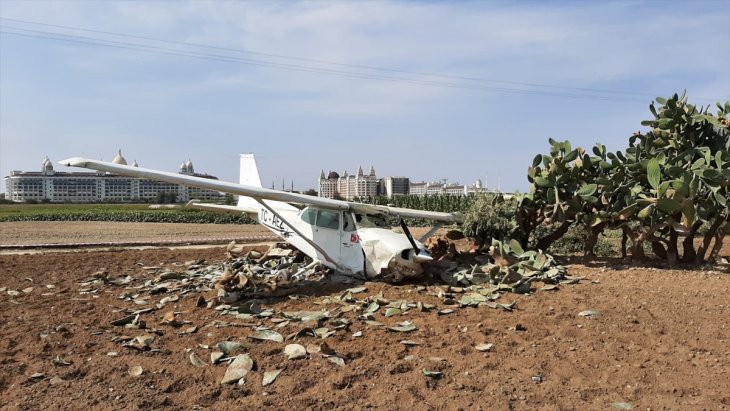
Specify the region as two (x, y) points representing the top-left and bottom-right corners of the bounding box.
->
(60, 154), (463, 281)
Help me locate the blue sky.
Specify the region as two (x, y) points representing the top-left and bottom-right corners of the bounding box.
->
(1, 0), (729, 193)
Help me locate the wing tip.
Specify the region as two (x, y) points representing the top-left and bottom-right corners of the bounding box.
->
(451, 212), (465, 224)
(58, 157), (88, 167)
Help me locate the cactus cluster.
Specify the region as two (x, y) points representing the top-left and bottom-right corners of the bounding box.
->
(517, 92), (729, 264)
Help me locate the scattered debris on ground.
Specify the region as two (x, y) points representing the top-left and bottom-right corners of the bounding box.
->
(69, 233), (586, 389)
(2, 237), (730, 410)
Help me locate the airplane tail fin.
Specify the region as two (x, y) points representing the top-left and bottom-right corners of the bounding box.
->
(238, 153), (263, 209)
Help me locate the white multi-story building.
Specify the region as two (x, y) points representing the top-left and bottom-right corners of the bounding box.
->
(443, 184), (466, 195)
(426, 182), (445, 196)
(409, 182), (427, 196)
(4, 150), (225, 203)
(316, 167), (497, 199)
(318, 165), (378, 200)
(408, 179), (486, 196)
(465, 178), (488, 195)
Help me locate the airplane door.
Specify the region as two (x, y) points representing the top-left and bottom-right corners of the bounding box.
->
(309, 208), (364, 275)
(311, 209), (343, 268)
(340, 211), (365, 274)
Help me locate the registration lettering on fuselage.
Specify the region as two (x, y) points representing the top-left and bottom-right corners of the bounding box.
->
(259, 208), (288, 235)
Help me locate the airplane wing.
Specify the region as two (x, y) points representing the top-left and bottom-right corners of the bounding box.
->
(185, 200), (258, 215)
(59, 157), (463, 223)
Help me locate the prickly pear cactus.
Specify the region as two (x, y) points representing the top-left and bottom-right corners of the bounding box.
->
(519, 92), (729, 264)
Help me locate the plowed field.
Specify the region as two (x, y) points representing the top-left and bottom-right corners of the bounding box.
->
(0, 222), (728, 410)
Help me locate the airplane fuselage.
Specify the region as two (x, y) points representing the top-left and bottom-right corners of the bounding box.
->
(251, 200), (428, 279)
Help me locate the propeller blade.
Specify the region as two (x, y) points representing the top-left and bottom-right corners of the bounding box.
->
(399, 218), (421, 256)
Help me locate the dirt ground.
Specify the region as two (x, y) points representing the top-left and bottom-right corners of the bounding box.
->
(0, 222), (271, 245)
(1, 223), (729, 410)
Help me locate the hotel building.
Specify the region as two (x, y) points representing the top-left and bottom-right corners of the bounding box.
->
(4, 150), (224, 203)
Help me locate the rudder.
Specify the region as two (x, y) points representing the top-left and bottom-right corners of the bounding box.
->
(238, 153), (263, 208)
(239, 153), (262, 187)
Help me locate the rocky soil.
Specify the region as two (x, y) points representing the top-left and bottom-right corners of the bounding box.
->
(0, 222), (729, 410)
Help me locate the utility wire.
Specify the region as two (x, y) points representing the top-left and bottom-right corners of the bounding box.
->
(0, 17), (659, 99)
(2, 19), (722, 102)
(0, 27), (644, 102)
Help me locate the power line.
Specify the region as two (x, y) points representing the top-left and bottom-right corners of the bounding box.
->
(0, 27), (643, 102)
(1, 18), (722, 103)
(0, 17), (659, 99)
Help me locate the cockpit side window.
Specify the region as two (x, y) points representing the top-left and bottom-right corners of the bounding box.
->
(354, 213), (388, 228)
(315, 209), (340, 230)
(300, 208), (317, 225)
(343, 212), (356, 232)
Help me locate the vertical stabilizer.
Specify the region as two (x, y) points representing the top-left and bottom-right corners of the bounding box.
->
(239, 154), (262, 187)
(238, 153), (263, 208)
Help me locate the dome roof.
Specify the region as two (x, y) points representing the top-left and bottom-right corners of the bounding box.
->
(112, 149), (128, 165)
(185, 159), (194, 173)
(179, 162), (188, 172)
(132, 159), (139, 167)
(327, 171), (340, 179)
(42, 156), (53, 171)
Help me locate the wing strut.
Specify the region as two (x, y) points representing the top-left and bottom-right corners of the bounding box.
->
(418, 224), (443, 243)
(255, 200), (347, 272)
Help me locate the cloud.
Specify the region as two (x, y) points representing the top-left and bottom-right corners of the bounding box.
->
(4, 1), (727, 105)
(1, 0), (728, 192)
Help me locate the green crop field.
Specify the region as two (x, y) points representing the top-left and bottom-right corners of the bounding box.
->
(0, 203), (150, 217)
(0, 203), (254, 224)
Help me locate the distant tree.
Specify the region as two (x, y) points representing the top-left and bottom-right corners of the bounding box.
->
(303, 189), (318, 196)
(224, 193), (235, 205)
(462, 194), (518, 247)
